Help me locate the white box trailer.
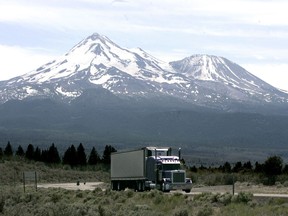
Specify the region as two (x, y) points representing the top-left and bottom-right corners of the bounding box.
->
(111, 148), (145, 180)
(111, 147), (192, 192)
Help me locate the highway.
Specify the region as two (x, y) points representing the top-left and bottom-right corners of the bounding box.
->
(37, 182), (288, 198)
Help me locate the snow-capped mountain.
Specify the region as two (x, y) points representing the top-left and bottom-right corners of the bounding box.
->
(170, 55), (288, 106)
(0, 33), (287, 112)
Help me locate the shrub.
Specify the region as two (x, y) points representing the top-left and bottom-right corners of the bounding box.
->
(197, 205), (213, 216)
(98, 205), (105, 216)
(174, 208), (189, 216)
(194, 192), (214, 202)
(124, 189), (134, 198)
(232, 192), (253, 203)
(213, 193), (232, 205)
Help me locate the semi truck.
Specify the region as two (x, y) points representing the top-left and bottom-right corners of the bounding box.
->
(110, 146), (192, 192)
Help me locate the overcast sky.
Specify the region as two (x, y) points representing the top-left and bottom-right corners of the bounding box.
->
(0, 0), (288, 90)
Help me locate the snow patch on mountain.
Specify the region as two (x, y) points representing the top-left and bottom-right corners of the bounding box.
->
(0, 32), (287, 109)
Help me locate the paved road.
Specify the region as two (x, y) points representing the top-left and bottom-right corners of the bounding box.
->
(38, 182), (288, 198)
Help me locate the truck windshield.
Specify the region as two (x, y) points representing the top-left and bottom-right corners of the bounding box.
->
(162, 164), (180, 170)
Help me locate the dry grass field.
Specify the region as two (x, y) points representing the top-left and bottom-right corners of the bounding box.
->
(2, 159), (288, 215)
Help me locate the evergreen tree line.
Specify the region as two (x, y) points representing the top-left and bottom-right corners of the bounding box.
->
(1, 141), (287, 178)
(190, 155), (288, 177)
(0, 141), (117, 166)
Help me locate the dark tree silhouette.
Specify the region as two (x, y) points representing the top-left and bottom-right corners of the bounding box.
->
(77, 143), (87, 166)
(4, 141), (13, 157)
(232, 161), (242, 173)
(254, 161), (264, 173)
(25, 144), (35, 160)
(102, 145), (117, 164)
(0, 147), (3, 159)
(63, 145), (77, 167)
(15, 145), (25, 157)
(243, 161), (252, 171)
(88, 147), (100, 165)
(264, 156), (283, 176)
(263, 156), (283, 185)
(34, 147), (42, 161)
(222, 161), (231, 173)
(41, 149), (49, 163)
(283, 164), (288, 174)
(47, 143), (61, 164)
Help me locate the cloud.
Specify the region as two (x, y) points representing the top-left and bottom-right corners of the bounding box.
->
(0, 0), (287, 90)
(1, 0), (287, 44)
(244, 63), (288, 90)
(0, 44), (57, 80)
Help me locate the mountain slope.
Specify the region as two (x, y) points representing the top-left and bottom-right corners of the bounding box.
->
(0, 33), (287, 113)
(1, 33), (288, 162)
(170, 55), (286, 104)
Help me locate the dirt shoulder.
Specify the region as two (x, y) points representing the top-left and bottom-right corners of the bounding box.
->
(37, 182), (108, 191)
(193, 182), (288, 195)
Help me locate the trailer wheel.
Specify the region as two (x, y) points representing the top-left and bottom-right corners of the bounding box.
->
(136, 181), (144, 192)
(111, 181), (119, 191)
(117, 181), (121, 191)
(111, 181), (114, 190)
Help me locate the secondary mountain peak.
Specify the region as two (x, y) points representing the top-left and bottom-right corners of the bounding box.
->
(0, 33), (287, 111)
(170, 54), (237, 81)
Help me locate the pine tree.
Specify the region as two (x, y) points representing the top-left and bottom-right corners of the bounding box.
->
(102, 145), (117, 164)
(243, 161), (252, 171)
(254, 161), (264, 173)
(4, 141), (13, 157)
(222, 161), (231, 173)
(0, 147), (3, 159)
(34, 147), (42, 161)
(63, 145), (77, 167)
(264, 156), (283, 176)
(77, 143), (87, 166)
(25, 144), (35, 160)
(41, 149), (49, 163)
(232, 161), (243, 173)
(88, 147), (100, 165)
(15, 145), (25, 157)
(47, 143), (61, 164)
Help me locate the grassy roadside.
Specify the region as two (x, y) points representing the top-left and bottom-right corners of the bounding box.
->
(1, 185), (288, 216)
(1, 159), (288, 215)
(0, 158), (109, 186)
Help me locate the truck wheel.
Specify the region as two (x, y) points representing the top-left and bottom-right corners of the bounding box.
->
(161, 183), (170, 193)
(117, 181), (121, 191)
(184, 189), (191, 193)
(135, 181), (143, 192)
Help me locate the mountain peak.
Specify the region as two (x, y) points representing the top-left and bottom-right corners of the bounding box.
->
(88, 32), (103, 40)
(85, 32), (114, 44)
(69, 32), (117, 54)
(0, 33), (287, 109)
(170, 54), (226, 81)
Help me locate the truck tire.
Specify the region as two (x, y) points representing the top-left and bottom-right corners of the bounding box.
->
(117, 181), (121, 191)
(161, 183), (170, 193)
(137, 181), (144, 192)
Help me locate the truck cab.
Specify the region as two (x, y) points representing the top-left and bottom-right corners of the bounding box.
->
(145, 147), (192, 192)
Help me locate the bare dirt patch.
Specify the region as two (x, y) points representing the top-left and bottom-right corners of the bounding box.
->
(38, 182), (108, 191)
